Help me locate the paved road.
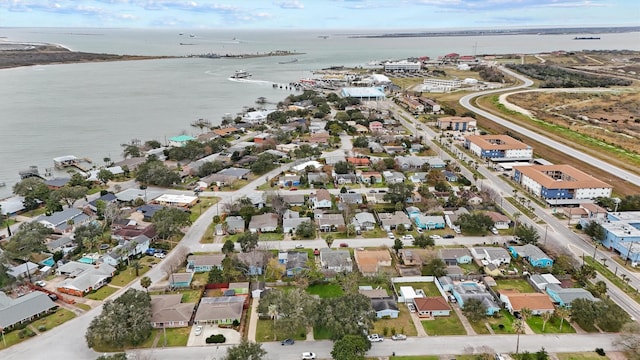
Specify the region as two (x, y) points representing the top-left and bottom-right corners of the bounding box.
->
(458, 66), (640, 187)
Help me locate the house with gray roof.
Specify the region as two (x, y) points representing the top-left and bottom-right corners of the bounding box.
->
(87, 192), (117, 213)
(0, 291), (57, 330)
(7, 262), (39, 279)
(395, 156), (429, 170)
(545, 283), (598, 308)
(186, 254), (225, 273)
(509, 244), (554, 268)
(371, 298), (399, 318)
(283, 211), (311, 234)
(378, 211), (412, 231)
(334, 173), (357, 185)
(382, 171), (406, 184)
(103, 235), (151, 266)
(439, 248), (473, 265)
(409, 172), (428, 183)
(471, 247), (511, 266)
(352, 212), (376, 231)
(320, 249), (353, 273)
(529, 274), (561, 291)
(237, 251), (268, 276)
(308, 172), (330, 184)
(194, 296), (244, 325)
(150, 294), (196, 328)
(316, 213), (345, 232)
(280, 193), (306, 206)
(451, 281), (500, 315)
(249, 213), (279, 233)
(338, 193), (363, 210)
(36, 208), (91, 233)
(56, 261), (116, 297)
(225, 216), (245, 234)
(46, 236), (75, 253)
(44, 177), (71, 189)
(286, 252), (309, 276)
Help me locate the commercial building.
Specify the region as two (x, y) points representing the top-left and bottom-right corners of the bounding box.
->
(384, 60), (421, 72)
(465, 135), (533, 161)
(513, 165), (612, 205)
(582, 211), (640, 265)
(436, 116), (476, 131)
(340, 87), (386, 101)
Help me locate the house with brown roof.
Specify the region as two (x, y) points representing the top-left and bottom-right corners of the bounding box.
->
(308, 132), (331, 144)
(311, 189), (332, 209)
(354, 249), (392, 276)
(398, 249), (422, 266)
(499, 290), (555, 315)
(513, 164), (612, 205)
(193, 296), (245, 325)
(212, 127), (238, 137)
(378, 211), (412, 231)
(357, 171), (382, 184)
(465, 134), (533, 161)
(150, 294), (196, 328)
(485, 211), (511, 229)
(316, 213), (346, 232)
(413, 297), (451, 318)
(186, 254), (225, 273)
(346, 157), (371, 167)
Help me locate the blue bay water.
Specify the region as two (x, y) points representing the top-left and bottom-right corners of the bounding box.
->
(0, 28), (639, 198)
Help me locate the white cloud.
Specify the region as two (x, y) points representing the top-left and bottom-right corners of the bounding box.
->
(274, 0), (304, 9)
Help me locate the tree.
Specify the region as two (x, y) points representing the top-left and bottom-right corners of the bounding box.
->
(514, 223), (540, 245)
(237, 232), (259, 253)
(265, 257), (285, 280)
(352, 136), (369, 148)
(250, 153), (279, 175)
(334, 161), (353, 175)
(208, 266), (225, 284)
(97, 169), (115, 184)
(295, 220), (316, 239)
(462, 298), (487, 322)
(554, 306), (570, 332)
(85, 289), (152, 349)
(123, 145), (142, 158)
(13, 177), (50, 200)
(541, 311), (552, 332)
(96, 354), (127, 360)
(136, 159), (180, 187)
(257, 288), (318, 338)
(383, 182), (414, 206)
(583, 221), (606, 243)
(573, 264), (596, 286)
(571, 298), (629, 332)
(140, 276), (152, 292)
(3, 222), (51, 258)
(513, 319), (525, 354)
(151, 208), (191, 240)
(413, 233), (434, 248)
(615, 322), (640, 360)
(454, 213), (494, 234)
(223, 340), (267, 360)
(316, 294), (375, 340)
(222, 239), (236, 255)
(393, 238), (403, 254)
(331, 334), (371, 360)
(131, 260), (142, 276)
(73, 222), (103, 253)
(422, 257), (447, 277)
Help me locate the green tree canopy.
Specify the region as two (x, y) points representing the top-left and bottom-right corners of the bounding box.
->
(136, 159), (180, 187)
(422, 257), (447, 277)
(223, 340), (267, 360)
(331, 334), (371, 360)
(383, 182), (414, 206)
(454, 213), (494, 234)
(413, 233), (434, 248)
(257, 288), (318, 338)
(3, 221), (51, 259)
(51, 185), (88, 207)
(316, 294), (375, 340)
(462, 298), (487, 322)
(295, 220), (316, 239)
(151, 207), (191, 239)
(352, 136), (369, 148)
(514, 223), (541, 245)
(73, 222), (103, 253)
(237, 232), (259, 253)
(85, 289), (152, 349)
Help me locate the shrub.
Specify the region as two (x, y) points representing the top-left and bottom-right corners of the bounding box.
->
(205, 334), (226, 344)
(232, 319), (240, 327)
(38, 325), (46, 332)
(383, 326), (389, 336)
(391, 327), (396, 335)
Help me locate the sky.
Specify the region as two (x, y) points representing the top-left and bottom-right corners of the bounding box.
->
(0, 0), (638, 29)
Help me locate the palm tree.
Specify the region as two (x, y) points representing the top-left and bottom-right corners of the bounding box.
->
(555, 306), (570, 332)
(513, 319), (525, 354)
(131, 260), (142, 277)
(140, 276), (152, 292)
(268, 304), (278, 340)
(513, 212), (522, 235)
(541, 311), (552, 332)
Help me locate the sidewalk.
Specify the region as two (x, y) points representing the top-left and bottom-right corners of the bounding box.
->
(409, 312), (428, 337)
(247, 298), (259, 342)
(452, 304), (477, 335)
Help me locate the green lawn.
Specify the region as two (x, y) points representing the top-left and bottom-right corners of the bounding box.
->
(180, 289), (203, 303)
(157, 327), (190, 347)
(362, 227), (387, 239)
(75, 303), (92, 311)
(371, 305), (417, 336)
(396, 282), (442, 297)
(527, 314), (575, 334)
(391, 356), (440, 360)
(86, 285), (119, 300)
(30, 308), (76, 331)
(306, 283), (344, 298)
(421, 311), (466, 335)
(110, 264), (151, 287)
(313, 325), (334, 340)
(0, 327), (36, 350)
(259, 233), (285, 241)
(255, 319), (306, 342)
(486, 310), (517, 334)
(493, 279), (535, 293)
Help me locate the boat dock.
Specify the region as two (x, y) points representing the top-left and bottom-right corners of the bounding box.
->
(53, 155), (92, 172)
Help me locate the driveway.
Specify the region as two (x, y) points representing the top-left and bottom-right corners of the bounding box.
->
(187, 324), (242, 346)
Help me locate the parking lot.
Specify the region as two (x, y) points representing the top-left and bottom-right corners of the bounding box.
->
(186, 324), (242, 347)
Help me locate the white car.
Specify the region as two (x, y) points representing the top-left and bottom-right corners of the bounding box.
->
(35, 280), (46, 287)
(154, 252), (166, 259)
(295, 244), (304, 249)
(402, 235), (414, 241)
(429, 234), (442, 240)
(367, 334), (384, 342)
(194, 325), (203, 336)
(387, 232), (395, 240)
(491, 227), (499, 235)
(391, 334), (407, 341)
(301, 352), (316, 360)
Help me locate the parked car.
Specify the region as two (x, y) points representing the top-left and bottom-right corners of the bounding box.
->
(391, 334), (407, 341)
(408, 303), (416, 312)
(194, 325), (203, 336)
(369, 189), (377, 193)
(34, 280), (46, 287)
(348, 190), (356, 193)
(145, 248), (158, 256)
(491, 227), (499, 235)
(416, 228), (423, 233)
(429, 234), (442, 240)
(290, 187), (298, 191)
(154, 252), (166, 259)
(443, 234), (455, 239)
(301, 352), (316, 360)
(281, 338), (295, 346)
(339, 243), (349, 248)
(378, 189), (387, 193)
(48, 293), (58, 301)
(387, 232), (395, 240)
(402, 235), (414, 241)
(295, 244), (304, 249)
(367, 334), (384, 342)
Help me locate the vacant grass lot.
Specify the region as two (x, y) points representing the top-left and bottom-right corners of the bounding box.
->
(391, 356), (440, 360)
(158, 327), (190, 347)
(493, 279), (535, 293)
(371, 305), (418, 337)
(86, 285), (119, 300)
(110, 264), (151, 287)
(397, 282), (442, 297)
(255, 319), (306, 342)
(557, 352), (612, 360)
(527, 315), (575, 334)
(75, 303), (92, 311)
(30, 308), (76, 331)
(421, 311), (466, 335)
(478, 310), (517, 334)
(306, 283), (344, 298)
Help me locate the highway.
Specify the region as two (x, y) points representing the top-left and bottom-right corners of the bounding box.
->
(458, 66), (640, 187)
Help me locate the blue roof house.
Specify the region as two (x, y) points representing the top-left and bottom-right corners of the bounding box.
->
(508, 244), (553, 268)
(545, 283), (597, 308)
(169, 135), (196, 147)
(412, 214), (445, 230)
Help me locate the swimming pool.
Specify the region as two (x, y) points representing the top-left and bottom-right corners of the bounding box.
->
(41, 257), (55, 267)
(78, 257), (95, 264)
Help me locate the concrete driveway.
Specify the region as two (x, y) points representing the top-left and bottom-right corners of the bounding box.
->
(187, 324), (242, 346)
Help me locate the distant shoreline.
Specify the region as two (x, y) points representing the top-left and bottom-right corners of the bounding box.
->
(351, 26), (640, 39)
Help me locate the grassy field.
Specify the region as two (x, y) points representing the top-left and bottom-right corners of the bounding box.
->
(584, 256), (640, 304)
(421, 311), (466, 336)
(482, 310), (517, 334)
(526, 315), (575, 334)
(0, 327), (36, 350)
(255, 319), (306, 342)
(306, 283), (344, 298)
(493, 279), (535, 293)
(110, 264), (151, 287)
(391, 356), (440, 360)
(370, 305), (418, 337)
(157, 327), (190, 347)
(397, 282), (442, 297)
(30, 308), (76, 331)
(557, 352), (611, 360)
(86, 285), (119, 300)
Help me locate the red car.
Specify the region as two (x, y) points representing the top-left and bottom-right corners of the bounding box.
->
(339, 243), (348, 248)
(289, 187), (298, 191)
